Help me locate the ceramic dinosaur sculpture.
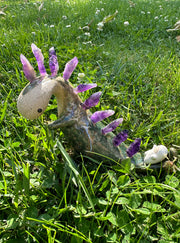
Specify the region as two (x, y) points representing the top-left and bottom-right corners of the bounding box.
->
(17, 44), (169, 169)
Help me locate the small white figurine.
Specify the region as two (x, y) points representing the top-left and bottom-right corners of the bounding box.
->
(144, 145), (168, 165)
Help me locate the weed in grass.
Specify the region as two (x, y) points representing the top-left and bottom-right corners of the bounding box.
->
(0, 0), (179, 242)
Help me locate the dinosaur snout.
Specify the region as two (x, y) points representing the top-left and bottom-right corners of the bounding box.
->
(17, 80), (52, 120)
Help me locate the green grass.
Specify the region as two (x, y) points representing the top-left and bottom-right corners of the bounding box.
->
(0, 0), (180, 242)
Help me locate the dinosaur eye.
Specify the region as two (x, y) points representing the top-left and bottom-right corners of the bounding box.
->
(37, 108), (42, 113)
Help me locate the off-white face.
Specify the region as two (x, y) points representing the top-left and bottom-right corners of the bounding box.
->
(17, 77), (54, 120)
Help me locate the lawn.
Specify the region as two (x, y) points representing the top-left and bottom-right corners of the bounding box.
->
(0, 0), (180, 242)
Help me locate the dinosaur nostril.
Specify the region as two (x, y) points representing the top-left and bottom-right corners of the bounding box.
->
(37, 108), (43, 113)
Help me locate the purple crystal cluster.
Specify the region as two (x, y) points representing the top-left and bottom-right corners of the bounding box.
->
(81, 92), (102, 110)
(63, 57), (78, 81)
(73, 83), (97, 94)
(126, 138), (141, 158)
(90, 110), (115, 123)
(49, 47), (59, 77)
(20, 54), (36, 83)
(31, 43), (47, 76)
(102, 118), (123, 135)
(112, 130), (128, 147)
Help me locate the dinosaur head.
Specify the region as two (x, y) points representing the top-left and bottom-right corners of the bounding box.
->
(17, 76), (55, 120)
(17, 44), (78, 120)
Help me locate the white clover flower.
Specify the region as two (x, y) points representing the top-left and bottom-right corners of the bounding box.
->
(62, 15), (67, 20)
(97, 22), (104, 31)
(147, 11), (150, 14)
(50, 25), (55, 28)
(82, 41), (93, 45)
(124, 21), (129, 26)
(141, 11), (145, 14)
(95, 9), (100, 15)
(66, 25), (71, 28)
(101, 8), (104, 11)
(84, 32), (91, 37)
(154, 16), (159, 20)
(97, 28), (103, 31)
(31, 32), (36, 35)
(78, 73), (85, 79)
(97, 22), (104, 27)
(44, 24), (48, 26)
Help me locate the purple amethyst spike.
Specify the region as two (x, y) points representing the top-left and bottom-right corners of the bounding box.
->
(74, 83), (97, 94)
(113, 130), (128, 147)
(49, 47), (59, 77)
(31, 43), (47, 76)
(63, 57), (78, 80)
(102, 118), (123, 135)
(81, 91), (102, 110)
(90, 110), (115, 124)
(20, 54), (36, 83)
(126, 138), (141, 157)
